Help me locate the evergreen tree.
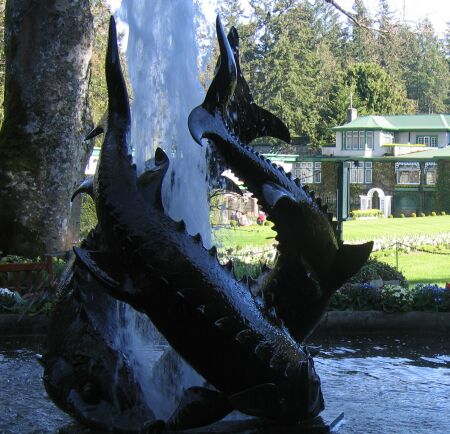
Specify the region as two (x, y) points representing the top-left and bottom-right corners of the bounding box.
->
(346, 62), (415, 115)
(219, 0), (245, 29)
(402, 20), (449, 113)
(376, 0), (401, 72)
(350, 0), (377, 63)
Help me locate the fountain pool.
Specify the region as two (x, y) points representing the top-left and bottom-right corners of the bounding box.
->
(1, 334), (448, 433)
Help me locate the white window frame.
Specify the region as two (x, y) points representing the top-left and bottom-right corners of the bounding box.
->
(299, 162), (314, 183)
(395, 162), (421, 185)
(350, 161), (372, 185)
(417, 135), (438, 147)
(344, 131), (377, 150)
(314, 162), (322, 183)
(294, 161), (322, 184)
(366, 131), (374, 149)
(425, 162), (437, 185)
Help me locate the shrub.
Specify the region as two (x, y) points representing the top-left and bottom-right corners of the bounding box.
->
(412, 284), (440, 312)
(80, 195), (98, 239)
(228, 259), (264, 280)
(330, 281), (450, 312)
(331, 283), (381, 311)
(388, 214), (393, 218)
(400, 213), (405, 218)
(440, 211), (446, 216)
(349, 259), (407, 286)
(229, 220), (238, 228)
(420, 212), (426, 217)
(412, 284), (450, 312)
(380, 284), (414, 312)
(411, 212), (416, 218)
(431, 211), (437, 216)
(329, 289), (350, 310)
(0, 288), (54, 315)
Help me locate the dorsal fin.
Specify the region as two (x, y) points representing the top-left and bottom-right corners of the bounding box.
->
(225, 26), (290, 145)
(188, 16), (290, 147)
(203, 16), (237, 114)
(106, 16), (130, 141)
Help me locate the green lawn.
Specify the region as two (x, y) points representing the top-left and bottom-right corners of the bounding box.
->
(342, 215), (450, 242)
(212, 224), (276, 249)
(214, 216), (450, 247)
(213, 216), (450, 286)
(372, 250), (449, 287)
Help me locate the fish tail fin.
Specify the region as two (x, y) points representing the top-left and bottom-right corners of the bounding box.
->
(331, 242), (374, 290)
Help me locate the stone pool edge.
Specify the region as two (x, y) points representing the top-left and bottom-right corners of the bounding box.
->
(314, 311), (450, 335)
(0, 311), (449, 336)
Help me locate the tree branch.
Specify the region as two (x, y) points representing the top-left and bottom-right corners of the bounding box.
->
(324, 0), (387, 33)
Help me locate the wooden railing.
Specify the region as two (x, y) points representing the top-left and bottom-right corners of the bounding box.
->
(0, 255), (53, 293)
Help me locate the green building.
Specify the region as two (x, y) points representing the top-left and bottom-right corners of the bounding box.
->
(261, 112), (450, 216)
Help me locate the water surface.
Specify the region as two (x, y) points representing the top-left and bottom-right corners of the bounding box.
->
(0, 335), (448, 433)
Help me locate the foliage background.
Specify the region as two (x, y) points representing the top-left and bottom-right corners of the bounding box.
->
(0, 0), (448, 148)
(220, 0), (450, 150)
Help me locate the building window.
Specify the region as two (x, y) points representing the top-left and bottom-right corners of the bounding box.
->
(395, 162), (420, 184)
(417, 135), (438, 147)
(350, 161), (372, 184)
(425, 162), (437, 185)
(293, 162), (321, 183)
(344, 131), (375, 150)
(383, 132), (394, 145)
(367, 131), (374, 149)
(364, 162), (372, 184)
(314, 162), (322, 183)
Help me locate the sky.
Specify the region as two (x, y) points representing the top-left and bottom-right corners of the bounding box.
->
(336, 0), (448, 36)
(106, 0), (449, 40)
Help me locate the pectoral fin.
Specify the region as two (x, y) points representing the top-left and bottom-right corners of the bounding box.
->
(137, 148), (170, 210)
(73, 247), (121, 289)
(85, 125), (104, 141)
(73, 247), (139, 303)
(166, 387), (231, 430)
(229, 383), (281, 418)
(71, 176), (94, 201)
(219, 175), (243, 195)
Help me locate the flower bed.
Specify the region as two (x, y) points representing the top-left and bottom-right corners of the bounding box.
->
(0, 287), (53, 315)
(329, 282), (450, 312)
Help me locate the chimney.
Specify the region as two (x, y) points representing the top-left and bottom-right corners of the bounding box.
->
(347, 107), (357, 123)
(346, 91), (357, 122)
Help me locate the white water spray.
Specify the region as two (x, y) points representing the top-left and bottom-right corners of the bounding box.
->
(117, 0), (215, 245)
(103, 0), (218, 419)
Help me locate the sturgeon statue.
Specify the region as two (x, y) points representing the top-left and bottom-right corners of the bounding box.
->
(44, 15), (372, 432)
(41, 229), (161, 432)
(189, 20), (373, 342)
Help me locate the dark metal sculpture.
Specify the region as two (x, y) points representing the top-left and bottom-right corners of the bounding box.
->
(43, 16), (372, 432)
(41, 230), (161, 432)
(189, 20), (373, 344)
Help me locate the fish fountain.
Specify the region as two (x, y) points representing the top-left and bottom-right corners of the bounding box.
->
(39, 7), (375, 431)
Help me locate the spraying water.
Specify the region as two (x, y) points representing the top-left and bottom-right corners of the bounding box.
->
(117, 0), (214, 245)
(102, 0), (217, 419)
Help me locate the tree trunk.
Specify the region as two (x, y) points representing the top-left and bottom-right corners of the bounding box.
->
(0, 0), (94, 257)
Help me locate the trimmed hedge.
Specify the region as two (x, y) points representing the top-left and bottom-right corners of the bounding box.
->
(350, 209), (383, 218)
